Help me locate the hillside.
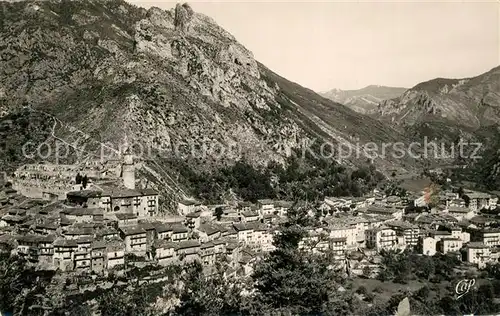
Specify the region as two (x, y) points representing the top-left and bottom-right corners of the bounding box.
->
(368, 66), (500, 189)
(320, 85), (407, 114)
(0, 0), (409, 205)
(374, 66), (500, 141)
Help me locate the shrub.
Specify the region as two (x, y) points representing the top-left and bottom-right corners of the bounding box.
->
(356, 286), (368, 295)
(373, 286), (384, 294)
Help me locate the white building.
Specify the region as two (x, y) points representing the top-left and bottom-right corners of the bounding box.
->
(106, 241), (125, 269)
(365, 227), (397, 251)
(466, 242), (492, 268)
(437, 237), (463, 254)
(329, 225), (357, 248)
(257, 199), (275, 215)
(464, 191), (496, 211)
(446, 206), (475, 221)
(178, 199), (202, 216)
(421, 236), (437, 256)
(480, 229), (500, 247)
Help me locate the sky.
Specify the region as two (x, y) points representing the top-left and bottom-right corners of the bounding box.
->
(130, 0), (500, 91)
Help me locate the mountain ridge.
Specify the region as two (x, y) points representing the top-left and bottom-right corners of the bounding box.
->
(320, 85), (407, 114)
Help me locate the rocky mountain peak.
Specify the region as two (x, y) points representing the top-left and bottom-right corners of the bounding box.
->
(134, 2), (262, 108)
(174, 2), (194, 32)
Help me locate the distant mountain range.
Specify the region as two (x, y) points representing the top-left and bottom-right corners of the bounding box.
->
(320, 85), (407, 114)
(322, 66), (500, 143)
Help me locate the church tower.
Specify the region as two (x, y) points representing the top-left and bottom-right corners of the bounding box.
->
(122, 152), (135, 190)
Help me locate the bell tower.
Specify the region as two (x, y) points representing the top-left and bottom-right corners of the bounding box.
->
(121, 151), (135, 190)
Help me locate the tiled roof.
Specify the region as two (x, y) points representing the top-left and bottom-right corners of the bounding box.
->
(91, 240), (106, 249)
(175, 240), (201, 250)
(17, 234), (44, 243)
(199, 224), (220, 236)
(153, 239), (177, 249)
(61, 208), (103, 216)
(331, 237), (347, 242)
(201, 241), (214, 249)
(186, 211), (202, 218)
(139, 222), (156, 231)
(153, 223), (172, 233)
(428, 230), (452, 236)
(386, 221), (416, 229)
(96, 227), (118, 236)
(172, 224), (188, 234)
(257, 199), (274, 205)
(76, 236), (94, 244)
(65, 227), (94, 236)
(233, 223), (254, 232)
(241, 210), (259, 217)
(54, 238), (77, 247)
(448, 207), (470, 213)
(67, 190), (103, 199)
(140, 188), (158, 196)
(440, 237), (461, 241)
(115, 213), (137, 220)
(467, 242), (488, 249)
(119, 226), (146, 236)
(179, 199), (200, 206)
(274, 200), (293, 208)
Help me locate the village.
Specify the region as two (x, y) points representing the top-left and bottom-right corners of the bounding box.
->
(0, 153), (499, 289)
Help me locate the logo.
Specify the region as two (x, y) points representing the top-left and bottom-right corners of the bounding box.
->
(455, 278), (475, 299)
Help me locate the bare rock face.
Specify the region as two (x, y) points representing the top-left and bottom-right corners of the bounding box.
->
(174, 3), (194, 32)
(373, 67), (500, 141)
(134, 3), (266, 110)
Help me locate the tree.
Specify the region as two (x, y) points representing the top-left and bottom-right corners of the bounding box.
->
(214, 207), (223, 221)
(0, 254), (55, 315)
(75, 173), (82, 184)
(98, 283), (160, 316)
(463, 194), (471, 207)
(356, 286), (368, 295)
(0, 254), (27, 313)
(424, 183), (441, 207)
(250, 205), (349, 314)
(82, 175), (88, 189)
(150, 244), (156, 260)
(362, 266), (372, 278)
(417, 257), (435, 281)
(174, 261), (243, 316)
(415, 285), (430, 300)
